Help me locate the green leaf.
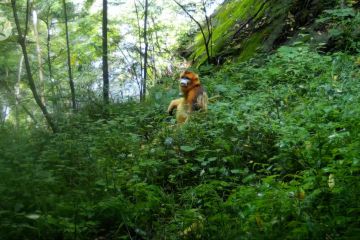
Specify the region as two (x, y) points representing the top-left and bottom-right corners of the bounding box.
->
(180, 145), (196, 152)
(25, 214), (41, 220)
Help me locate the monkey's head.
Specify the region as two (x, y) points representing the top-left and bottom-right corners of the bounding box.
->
(179, 70), (200, 94)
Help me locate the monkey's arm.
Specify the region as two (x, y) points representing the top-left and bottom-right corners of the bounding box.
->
(167, 98), (183, 115)
(187, 89), (208, 112)
(197, 92), (208, 111)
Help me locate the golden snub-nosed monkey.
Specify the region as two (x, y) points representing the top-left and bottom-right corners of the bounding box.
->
(167, 71), (208, 123)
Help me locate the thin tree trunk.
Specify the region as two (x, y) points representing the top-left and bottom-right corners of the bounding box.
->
(45, 10), (53, 81)
(44, 10), (61, 111)
(5, 67), (38, 125)
(15, 56), (24, 127)
(45, 17), (58, 108)
(24, 0), (30, 36)
(102, 0), (109, 104)
(44, 13), (60, 111)
(1, 106), (7, 124)
(32, 10), (46, 104)
(46, 28), (53, 80)
(202, 0), (213, 59)
(142, 0), (149, 101)
(62, 0), (76, 111)
(118, 47), (141, 91)
(10, 0), (56, 132)
(134, 0), (143, 97)
(231, 1), (268, 39)
(151, 45), (156, 81)
(3, 69), (11, 124)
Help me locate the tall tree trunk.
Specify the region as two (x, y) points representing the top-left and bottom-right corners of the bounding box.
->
(11, 0), (57, 132)
(44, 10), (61, 111)
(62, 0), (76, 111)
(134, 0), (143, 97)
(15, 56), (24, 127)
(32, 10), (45, 104)
(44, 13), (60, 113)
(45, 11), (53, 81)
(142, 0), (149, 101)
(102, 0), (109, 104)
(45, 16), (58, 109)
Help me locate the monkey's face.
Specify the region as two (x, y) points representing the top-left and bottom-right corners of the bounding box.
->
(180, 77), (190, 87)
(179, 71), (200, 92)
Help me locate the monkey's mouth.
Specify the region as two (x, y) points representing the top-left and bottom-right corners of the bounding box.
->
(180, 78), (189, 86)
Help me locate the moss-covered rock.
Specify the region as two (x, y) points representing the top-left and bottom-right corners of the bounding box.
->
(189, 0), (337, 66)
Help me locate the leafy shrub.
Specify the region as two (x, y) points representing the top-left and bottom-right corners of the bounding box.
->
(316, 7), (360, 53)
(1, 28), (360, 240)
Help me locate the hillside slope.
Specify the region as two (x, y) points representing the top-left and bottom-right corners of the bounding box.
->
(189, 0), (358, 65)
(0, 2), (359, 240)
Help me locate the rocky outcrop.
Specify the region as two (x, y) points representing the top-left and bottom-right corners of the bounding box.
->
(190, 0), (337, 66)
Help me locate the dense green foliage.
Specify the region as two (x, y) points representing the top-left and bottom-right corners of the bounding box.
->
(1, 42), (360, 240)
(1, 1), (360, 240)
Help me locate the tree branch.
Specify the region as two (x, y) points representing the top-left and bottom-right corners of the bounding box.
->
(232, 0), (268, 40)
(173, 0), (212, 63)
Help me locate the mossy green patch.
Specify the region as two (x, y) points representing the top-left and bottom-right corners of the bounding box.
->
(191, 0), (271, 65)
(189, 0), (296, 66)
(237, 31), (264, 62)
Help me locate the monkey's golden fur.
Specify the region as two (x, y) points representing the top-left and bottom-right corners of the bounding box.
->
(167, 71), (208, 123)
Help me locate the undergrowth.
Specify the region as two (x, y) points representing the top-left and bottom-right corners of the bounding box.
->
(1, 8), (360, 239)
